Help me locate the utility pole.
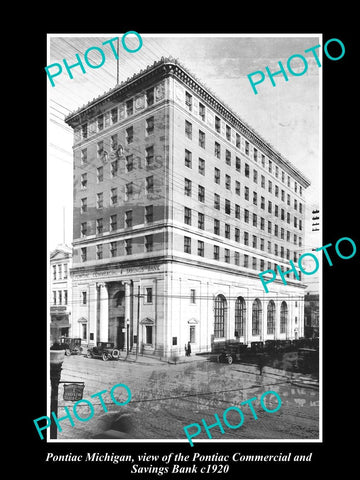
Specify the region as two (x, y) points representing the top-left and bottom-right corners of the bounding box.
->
(136, 285), (141, 360)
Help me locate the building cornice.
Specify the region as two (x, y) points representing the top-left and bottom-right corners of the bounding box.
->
(65, 57), (311, 188)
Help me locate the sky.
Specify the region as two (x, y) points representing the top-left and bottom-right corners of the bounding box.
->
(47, 33), (322, 289)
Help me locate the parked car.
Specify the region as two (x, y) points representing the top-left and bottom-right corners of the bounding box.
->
(218, 342), (248, 364)
(58, 337), (83, 356)
(87, 342), (120, 361)
(296, 348), (319, 373)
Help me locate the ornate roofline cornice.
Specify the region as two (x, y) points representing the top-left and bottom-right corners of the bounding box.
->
(65, 57), (311, 188)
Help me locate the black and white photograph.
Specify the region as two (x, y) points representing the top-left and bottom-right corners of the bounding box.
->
(26, 27), (357, 474)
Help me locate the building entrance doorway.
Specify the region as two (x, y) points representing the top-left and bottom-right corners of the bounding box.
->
(117, 316), (125, 350)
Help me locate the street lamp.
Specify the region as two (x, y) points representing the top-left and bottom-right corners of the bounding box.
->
(50, 348), (65, 439)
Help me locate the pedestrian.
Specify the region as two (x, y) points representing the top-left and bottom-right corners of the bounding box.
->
(187, 341), (191, 357)
(185, 343), (188, 356)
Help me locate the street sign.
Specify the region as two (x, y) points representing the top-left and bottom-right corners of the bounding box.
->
(63, 383), (85, 401)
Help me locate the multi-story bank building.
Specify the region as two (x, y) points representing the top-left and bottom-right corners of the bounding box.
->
(65, 57), (310, 357)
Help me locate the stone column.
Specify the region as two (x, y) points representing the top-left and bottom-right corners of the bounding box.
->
(275, 299), (281, 340)
(98, 282), (109, 342)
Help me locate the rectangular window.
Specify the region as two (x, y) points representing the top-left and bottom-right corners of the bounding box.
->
(146, 176), (154, 194)
(260, 217), (265, 230)
(235, 181), (240, 195)
(268, 180), (272, 193)
(215, 116), (221, 133)
(252, 257), (257, 270)
(269, 160), (272, 173)
(253, 169), (258, 183)
(96, 193), (103, 209)
(80, 148), (87, 165)
(96, 166), (103, 183)
(253, 191), (257, 205)
(244, 209), (249, 223)
(268, 200), (272, 214)
(199, 130), (205, 148)
(225, 174), (231, 190)
(126, 154), (134, 172)
(145, 205), (153, 223)
(261, 175), (265, 189)
(199, 102), (205, 121)
(214, 167), (220, 184)
(281, 189), (285, 202)
(52, 265), (56, 280)
(261, 154), (265, 167)
(268, 221), (272, 234)
(111, 187), (118, 205)
(110, 241), (117, 257)
(287, 193), (290, 206)
(245, 186), (249, 200)
(261, 196), (265, 209)
(184, 207), (192, 225)
(275, 205), (279, 217)
(224, 248), (230, 263)
(96, 244), (103, 260)
(252, 235), (257, 248)
(287, 212), (291, 224)
(82, 291), (87, 304)
(245, 141), (249, 155)
(63, 264), (68, 279)
(126, 182), (133, 200)
(198, 157), (205, 175)
(236, 133), (241, 148)
(97, 115), (104, 131)
(146, 116), (154, 135)
(225, 149), (231, 165)
(260, 238), (264, 251)
(145, 235), (153, 252)
(145, 146), (154, 167)
(214, 141), (221, 159)
(185, 120), (192, 139)
(253, 148), (258, 162)
(198, 212), (205, 230)
(236, 156), (241, 172)
(281, 227), (284, 239)
(126, 126), (133, 144)
(235, 204), (240, 219)
(80, 173), (87, 189)
(226, 125), (231, 141)
(274, 224), (278, 237)
(97, 141), (104, 160)
(244, 254), (249, 268)
(245, 163), (250, 177)
(185, 92), (192, 111)
(235, 228), (240, 242)
(64, 290), (68, 305)
(184, 178), (192, 196)
(214, 245), (220, 260)
(244, 231), (249, 245)
(214, 193), (220, 210)
(225, 199), (231, 215)
(235, 251), (240, 266)
(111, 107), (118, 124)
(110, 214), (117, 231)
(111, 160), (118, 178)
(185, 149), (192, 168)
(81, 123), (87, 139)
(125, 210), (133, 228)
(198, 185), (205, 203)
(146, 88), (154, 106)
(225, 223), (230, 239)
(253, 213), (257, 227)
(214, 219), (220, 235)
(96, 218), (103, 234)
(184, 236), (191, 254)
(125, 239), (132, 255)
(81, 198), (87, 214)
(110, 134), (118, 150)
(197, 240), (204, 257)
(126, 99), (133, 116)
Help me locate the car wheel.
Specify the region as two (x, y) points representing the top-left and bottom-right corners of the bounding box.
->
(227, 355), (233, 365)
(102, 352), (109, 361)
(65, 349), (71, 356)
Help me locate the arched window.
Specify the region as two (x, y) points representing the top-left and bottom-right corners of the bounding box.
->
(214, 294), (227, 338)
(252, 298), (262, 336)
(235, 297), (246, 337)
(114, 290), (125, 307)
(280, 301), (288, 334)
(267, 300), (276, 335)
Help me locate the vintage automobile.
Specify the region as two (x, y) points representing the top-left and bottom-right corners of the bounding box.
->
(296, 348), (319, 373)
(58, 337), (83, 356)
(218, 342), (248, 365)
(86, 342), (120, 361)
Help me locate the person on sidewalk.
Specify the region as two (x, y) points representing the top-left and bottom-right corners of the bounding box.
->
(187, 341), (191, 357)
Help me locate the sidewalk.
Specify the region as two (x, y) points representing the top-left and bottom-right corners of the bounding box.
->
(118, 352), (210, 366)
